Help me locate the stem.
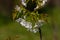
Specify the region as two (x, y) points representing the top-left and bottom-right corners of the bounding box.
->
(38, 28), (42, 40)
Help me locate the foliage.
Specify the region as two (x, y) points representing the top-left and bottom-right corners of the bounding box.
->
(12, 0), (48, 21)
(12, 0), (48, 33)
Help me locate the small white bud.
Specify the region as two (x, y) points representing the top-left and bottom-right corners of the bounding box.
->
(22, 0), (27, 7)
(15, 5), (20, 11)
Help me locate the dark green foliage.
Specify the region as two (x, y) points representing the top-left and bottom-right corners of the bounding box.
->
(37, 6), (48, 14)
(26, 0), (37, 12)
(37, 3), (54, 14)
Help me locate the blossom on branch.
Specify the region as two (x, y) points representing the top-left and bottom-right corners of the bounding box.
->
(21, 0), (27, 7)
(16, 18), (45, 33)
(15, 5), (21, 12)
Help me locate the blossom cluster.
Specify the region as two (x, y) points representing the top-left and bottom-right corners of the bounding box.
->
(15, 0), (48, 12)
(16, 18), (45, 33)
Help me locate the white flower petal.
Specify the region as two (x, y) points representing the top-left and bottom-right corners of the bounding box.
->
(15, 5), (20, 11)
(16, 18), (45, 33)
(33, 29), (38, 33)
(22, 2), (27, 7)
(21, 0), (26, 7)
(41, 0), (47, 6)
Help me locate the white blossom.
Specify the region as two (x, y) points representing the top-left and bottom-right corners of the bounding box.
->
(34, 0), (47, 10)
(15, 5), (20, 11)
(34, 24), (38, 28)
(16, 18), (32, 29)
(16, 18), (22, 22)
(21, 0), (27, 7)
(16, 18), (45, 33)
(34, 5), (39, 10)
(34, 20), (45, 28)
(41, 0), (47, 6)
(33, 29), (38, 33)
